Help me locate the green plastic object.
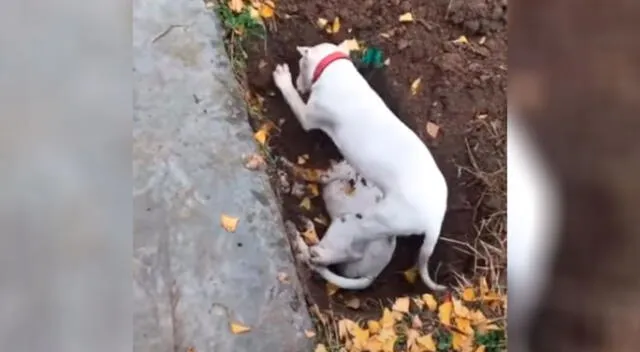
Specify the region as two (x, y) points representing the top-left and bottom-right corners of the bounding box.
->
(359, 47), (385, 68)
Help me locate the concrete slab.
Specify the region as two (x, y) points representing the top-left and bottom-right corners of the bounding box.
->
(133, 1), (313, 351)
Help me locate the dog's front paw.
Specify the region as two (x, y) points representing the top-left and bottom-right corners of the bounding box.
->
(273, 64), (293, 89)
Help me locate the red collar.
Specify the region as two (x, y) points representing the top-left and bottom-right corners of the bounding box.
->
(311, 52), (351, 84)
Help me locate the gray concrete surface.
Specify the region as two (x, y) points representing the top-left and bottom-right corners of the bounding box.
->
(133, 0), (313, 351)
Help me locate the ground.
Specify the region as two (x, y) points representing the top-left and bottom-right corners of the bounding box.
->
(213, 0), (506, 350)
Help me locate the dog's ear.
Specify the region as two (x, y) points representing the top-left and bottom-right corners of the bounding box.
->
(296, 46), (310, 56)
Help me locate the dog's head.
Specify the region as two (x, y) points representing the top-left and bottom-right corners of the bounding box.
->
(294, 42), (350, 94)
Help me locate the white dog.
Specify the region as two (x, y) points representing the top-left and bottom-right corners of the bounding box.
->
(282, 158), (395, 290)
(272, 42), (448, 291)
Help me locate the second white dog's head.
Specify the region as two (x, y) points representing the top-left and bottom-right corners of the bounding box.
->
(294, 42), (350, 94)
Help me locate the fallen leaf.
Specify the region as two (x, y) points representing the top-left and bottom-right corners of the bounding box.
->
(305, 329), (316, 338)
(477, 114), (488, 120)
(365, 338), (384, 352)
(426, 122), (440, 138)
(462, 287), (476, 302)
(411, 315), (423, 329)
(452, 298), (472, 319)
(453, 35), (470, 45)
(479, 276), (489, 296)
(452, 331), (472, 351)
(258, 59), (268, 69)
(422, 294), (438, 311)
(326, 282), (339, 296)
(338, 319), (357, 339)
(314, 344), (328, 352)
(249, 6), (260, 19)
(277, 272), (290, 283)
(405, 329), (420, 350)
(475, 346), (486, 352)
(259, 1), (275, 18)
(351, 325), (370, 349)
(438, 301), (452, 326)
(253, 124), (271, 145)
(301, 223), (319, 244)
(307, 183), (320, 197)
(228, 0), (244, 13)
(380, 308), (395, 329)
(339, 38), (360, 52)
(230, 322), (251, 334)
(316, 17), (328, 28)
(403, 267), (418, 284)
(331, 17), (341, 34)
(244, 153), (265, 170)
(470, 309), (488, 325)
(384, 57), (391, 66)
(367, 320), (381, 334)
(416, 334), (437, 351)
(313, 216), (328, 226)
(297, 156), (307, 165)
(410, 77), (422, 95)
(220, 214), (239, 232)
(479, 36), (487, 45)
(392, 296), (410, 313)
(455, 317), (474, 335)
(345, 297), (361, 309)
(399, 12), (414, 23)
(299, 197), (312, 210)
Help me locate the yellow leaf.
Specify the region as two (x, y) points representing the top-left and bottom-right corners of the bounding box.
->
(301, 223), (319, 245)
(220, 214), (239, 232)
(300, 197), (312, 210)
(316, 17), (328, 28)
(475, 346), (486, 352)
(453, 35), (469, 44)
(403, 267), (418, 284)
(426, 121), (440, 138)
(253, 124), (271, 145)
(326, 282), (339, 296)
(382, 336), (397, 352)
(452, 331), (472, 351)
(412, 297), (424, 310)
(405, 329), (420, 350)
(416, 334), (437, 351)
(462, 287), (476, 301)
(351, 325), (370, 349)
(399, 12), (414, 22)
(452, 298), (472, 319)
(367, 320), (381, 334)
(438, 301), (452, 326)
(228, 0), (244, 13)
(259, 1), (275, 19)
(307, 183), (320, 197)
(230, 322), (251, 334)
(365, 337), (384, 352)
(345, 297), (361, 309)
(249, 6), (260, 20)
(392, 296), (410, 313)
(331, 17), (341, 34)
(470, 309), (487, 325)
(305, 329), (316, 338)
(455, 317), (474, 335)
(314, 344), (328, 352)
(338, 319), (357, 339)
(479, 276), (489, 296)
(410, 77), (421, 95)
(380, 308), (395, 329)
(339, 38), (360, 52)
(422, 294), (438, 311)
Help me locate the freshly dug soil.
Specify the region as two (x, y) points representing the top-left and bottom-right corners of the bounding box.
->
(242, 0), (506, 318)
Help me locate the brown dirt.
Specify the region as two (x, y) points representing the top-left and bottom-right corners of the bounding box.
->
(242, 0), (506, 319)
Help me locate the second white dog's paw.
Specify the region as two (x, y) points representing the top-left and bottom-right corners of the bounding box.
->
(272, 64), (293, 89)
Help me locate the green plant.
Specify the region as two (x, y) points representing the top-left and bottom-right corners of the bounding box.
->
(475, 330), (506, 352)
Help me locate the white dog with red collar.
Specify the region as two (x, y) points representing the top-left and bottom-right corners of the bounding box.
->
(272, 42), (448, 291)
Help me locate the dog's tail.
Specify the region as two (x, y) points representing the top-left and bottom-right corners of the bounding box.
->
(313, 266), (374, 290)
(418, 237), (447, 292)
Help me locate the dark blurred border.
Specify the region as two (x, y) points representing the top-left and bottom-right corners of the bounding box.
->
(511, 0), (640, 351)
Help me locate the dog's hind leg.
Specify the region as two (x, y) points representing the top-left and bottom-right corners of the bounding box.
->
(309, 197), (422, 265)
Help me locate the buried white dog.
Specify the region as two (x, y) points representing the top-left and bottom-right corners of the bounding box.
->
(272, 42), (448, 291)
(282, 158), (395, 290)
